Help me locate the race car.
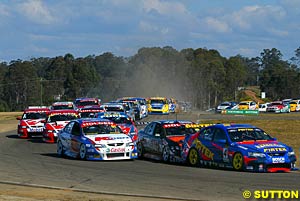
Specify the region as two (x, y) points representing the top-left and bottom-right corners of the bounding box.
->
(16, 106), (50, 138)
(42, 109), (79, 143)
(137, 120), (201, 163)
(100, 102), (126, 113)
(168, 98), (178, 113)
(147, 97), (169, 114)
(215, 101), (238, 113)
(238, 101), (258, 110)
(266, 101), (290, 113)
(118, 97), (148, 119)
(74, 97), (101, 109)
(51, 101), (75, 110)
(97, 112), (138, 142)
(289, 99), (300, 112)
(182, 124), (297, 172)
(56, 118), (138, 160)
(79, 106), (105, 118)
(100, 102), (135, 121)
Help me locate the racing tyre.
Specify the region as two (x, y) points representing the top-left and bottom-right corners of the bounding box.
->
(57, 140), (65, 157)
(137, 142), (144, 159)
(187, 148), (199, 167)
(232, 152), (244, 171)
(79, 144), (87, 160)
(162, 146), (170, 163)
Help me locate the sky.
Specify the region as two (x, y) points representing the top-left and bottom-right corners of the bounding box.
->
(0, 0), (300, 62)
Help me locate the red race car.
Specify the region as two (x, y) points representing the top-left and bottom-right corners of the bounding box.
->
(17, 106), (50, 138)
(42, 109), (79, 143)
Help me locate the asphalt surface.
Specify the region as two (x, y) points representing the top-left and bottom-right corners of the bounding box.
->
(0, 112), (299, 201)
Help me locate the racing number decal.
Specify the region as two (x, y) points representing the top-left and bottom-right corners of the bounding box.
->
(223, 148), (229, 162)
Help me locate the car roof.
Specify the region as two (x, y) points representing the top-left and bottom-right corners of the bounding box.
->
(149, 97), (167, 100)
(49, 109), (78, 114)
(150, 120), (194, 124)
(98, 112), (128, 117)
(76, 118), (116, 126)
(52, 101), (74, 106)
(78, 98), (98, 102)
(206, 123), (257, 130)
(24, 107), (50, 113)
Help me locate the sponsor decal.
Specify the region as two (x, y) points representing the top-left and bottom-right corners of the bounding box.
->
(82, 121), (115, 127)
(110, 147), (125, 152)
(193, 139), (214, 160)
(255, 143), (281, 149)
(271, 157), (285, 163)
(264, 147), (287, 152)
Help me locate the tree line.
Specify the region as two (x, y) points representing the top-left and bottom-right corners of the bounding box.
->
(1, 46), (300, 111)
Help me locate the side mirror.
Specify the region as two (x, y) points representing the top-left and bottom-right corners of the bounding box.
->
(16, 116), (22, 120)
(41, 119), (46, 123)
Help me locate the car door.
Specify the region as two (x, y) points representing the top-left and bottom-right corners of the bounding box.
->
(70, 122), (82, 154)
(149, 123), (163, 155)
(59, 121), (75, 150)
(210, 128), (229, 163)
(141, 122), (156, 153)
(197, 127), (215, 161)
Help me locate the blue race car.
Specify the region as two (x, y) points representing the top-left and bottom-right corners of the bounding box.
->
(182, 124), (297, 172)
(57, 118), (138, 160)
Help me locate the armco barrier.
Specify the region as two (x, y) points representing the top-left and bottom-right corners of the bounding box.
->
(221, 109), (259, 115)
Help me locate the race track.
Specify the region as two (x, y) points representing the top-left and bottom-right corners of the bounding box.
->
(0, 113), (299, 201)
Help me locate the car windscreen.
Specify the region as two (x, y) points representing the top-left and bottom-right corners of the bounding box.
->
(22, 112), (48, 119)
(48, 114), (78, 122)
(228, 128), (272, 142)
(83, 124), (122, 135)
(104, 106), (124, 112)
(151, 100), (166, 104)
(271, 102), (281, 106)
(80, 112), (97, 118)
(52, 105), (74, 110)
(220, 103), (230, 106)
(102, 117), (132, 124)
(165, 126), (197, 136)
(239, 102), (249, 106)
(78, 101), (98, 106)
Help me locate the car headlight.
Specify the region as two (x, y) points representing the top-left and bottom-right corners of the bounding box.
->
(288, 151), (295, 156)
(126, 142), (134, 147)
(248, 152), (266, 158)
(21, 126), (27, 129)
(95, 144), (106, 148)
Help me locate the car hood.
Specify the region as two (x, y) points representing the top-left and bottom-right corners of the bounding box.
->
(20, 119), (44, 127)
(151, 103), (164, 107)
(86, 133), (132, 144)
(46, 121), (70, 129)
(236, 141), (289, 153)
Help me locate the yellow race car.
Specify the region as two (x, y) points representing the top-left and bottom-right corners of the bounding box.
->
(147, 97), (169, 114)
(238, 101), (258, 110)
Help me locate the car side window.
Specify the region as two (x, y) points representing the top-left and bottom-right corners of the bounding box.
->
(153, 124), (163, 137)
(200, 128), (213, 141)
(71, 122), (81, 136)
(145, 123), (156, 135)
(213, 128), (227, 143)
(64, 122), (74, 133)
